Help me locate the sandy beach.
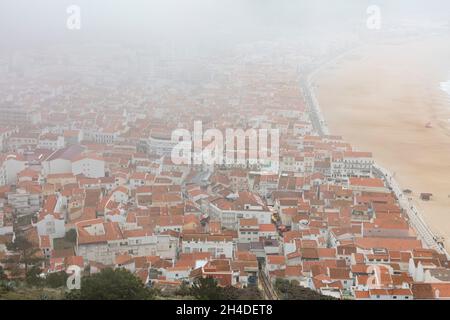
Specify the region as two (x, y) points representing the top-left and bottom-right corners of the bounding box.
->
(314, 35), (450, 249)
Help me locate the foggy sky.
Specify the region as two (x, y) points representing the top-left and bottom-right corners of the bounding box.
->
(0, 0), (449, 51)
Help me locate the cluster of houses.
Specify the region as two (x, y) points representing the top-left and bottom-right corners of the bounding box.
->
(1, 58), (450, 300)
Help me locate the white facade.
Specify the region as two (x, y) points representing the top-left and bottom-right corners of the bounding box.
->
(72, 157), (105, 178)
(332, 153), (374, 178)
(209, 202), (272, 230)
(38, 136), (65, 150)
(35, 214), (66, 239)
(259, 228), (278, 239)
(0, 156), (26, 186)
(0, 212), (13, 235)
(147, 135), (177, 156)
(7, 189), (41, 216)
(0, 165), (5, 186)
(77, 233), (177, 265)
(164, 268), (191, 281)
(182, 238), (234, 258)
(111, 189), (129, 204)
(43, 158), (72, 176)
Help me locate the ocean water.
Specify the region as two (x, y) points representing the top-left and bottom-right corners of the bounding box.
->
(441, 79), (450, 98)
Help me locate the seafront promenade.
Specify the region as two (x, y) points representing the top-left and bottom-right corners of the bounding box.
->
(301, 56), (450, 258)
(300, 46), (360, 136)
(373, 164), (449, 257)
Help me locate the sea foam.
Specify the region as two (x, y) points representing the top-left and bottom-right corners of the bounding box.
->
(440, 79), (450, 98)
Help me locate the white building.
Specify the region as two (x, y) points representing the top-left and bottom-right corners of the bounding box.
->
(0, 153), (27, 186)
(35, 212), (66, 239)
(76, 219), (178, 265)
(0, 212), (13, 236)
(71, 154), (105, 178)
(238, 218), (260, 243)
(38, 134), (65, 150)
(332, 151), (374, 178)
(164, 266), (192, 282)
(208, 192), (272, 230)
(110, 186), (129, 204)
(146, 132), (177, 156)
(92, 129), (119, 145)
(42, 145), (85, 176)
(7, 188), (41, 217)
(182, 233), (234, 258)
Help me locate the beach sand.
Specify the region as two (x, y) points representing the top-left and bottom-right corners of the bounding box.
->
(314, 35), (450, 249)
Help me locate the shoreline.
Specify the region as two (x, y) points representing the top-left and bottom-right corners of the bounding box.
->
(305, 35), (450, 256)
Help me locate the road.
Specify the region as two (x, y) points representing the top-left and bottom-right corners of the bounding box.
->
(258, 265), (279, 300)
(300, 75), (329, 137)
(299, 47), (360, 137)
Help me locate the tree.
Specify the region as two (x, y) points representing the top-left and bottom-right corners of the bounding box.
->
(0, 266), (10, 293)
(186, 278), (263, 300)
(45, 271), (68, 288)
(222, 285), (262, 300)
(174, 281), (191, 297)
(25, 265), (44, 287)
(64, 229), (77, 244)
(66, 268), (154, 300)
(0, 266), (6, 281)
(6, 236), (43, 274)
(190, 277), (225, 300)
(274, 278), (336, 300)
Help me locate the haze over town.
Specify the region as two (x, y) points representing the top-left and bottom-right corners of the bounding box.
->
(1, 0), (450, 300)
